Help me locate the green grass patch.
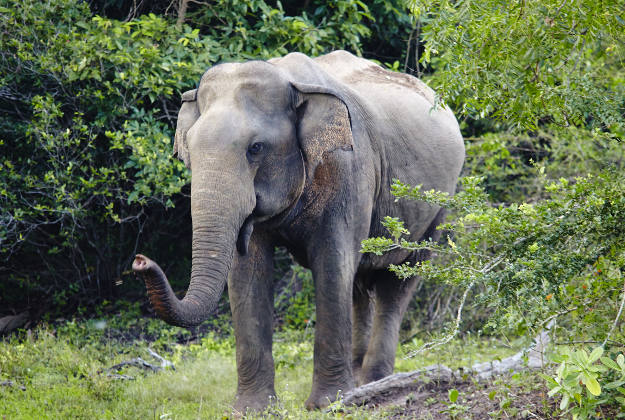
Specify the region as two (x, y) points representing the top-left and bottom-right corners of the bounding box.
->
(0, 316), (524, 419)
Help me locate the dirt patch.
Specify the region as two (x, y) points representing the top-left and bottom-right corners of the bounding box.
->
(369, 375), (554, 419)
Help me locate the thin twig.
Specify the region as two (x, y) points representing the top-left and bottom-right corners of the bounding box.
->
(147, 348), (175, 370)
(405, 280), (475, 358)
(603, 278), (625, 347)
(403, 26), (415, 73)
(540, 306), (580, 327)
(556, 340), (625, 347)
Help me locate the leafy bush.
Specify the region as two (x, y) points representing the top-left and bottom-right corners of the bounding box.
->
(463, 127), (625, 204)
(543, 346), (625, 418)
(0, 0), (210, 305)
(364, 170), (625, 337)
(186, 0), (373, 58)
(359, 2), (625, 412)
(283, 266), (316, 330)
(411, 0), (625, 133)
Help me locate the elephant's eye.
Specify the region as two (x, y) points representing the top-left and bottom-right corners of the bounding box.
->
(247, 142), (264, 155)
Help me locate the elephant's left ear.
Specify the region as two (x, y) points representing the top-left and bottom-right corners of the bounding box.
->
(291, 82), (354, 179)
(173, 89), (199, 168)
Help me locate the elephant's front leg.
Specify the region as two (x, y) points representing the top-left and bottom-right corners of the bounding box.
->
(305, 244), (356, 409)
(228, 231), (276, 414)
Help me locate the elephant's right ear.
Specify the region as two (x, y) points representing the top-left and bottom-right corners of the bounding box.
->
(173, 89), (199, 168)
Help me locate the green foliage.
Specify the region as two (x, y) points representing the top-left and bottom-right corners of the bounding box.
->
(0, 0), (206, 301)
(542, 346), (625, 418)
(463, 127), (625, 203)
(441, 388), (469, 419)
(187, 0), (373, 58)
(281, 265), (316, 330)
(410, 0), (625, 132)
(273, 331), (314, 369)
(364, 172), (625, 336)
(360, 2), (625, 413)
(359, 0), (415, 65)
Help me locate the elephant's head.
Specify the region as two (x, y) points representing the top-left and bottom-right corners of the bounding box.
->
(133, 61), (353, 327)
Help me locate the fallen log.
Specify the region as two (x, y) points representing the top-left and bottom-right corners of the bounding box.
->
(100, 348), (175, 380)
(0, 312), (29, 335)
(341, 329), (550, 407)
(341, 365), (460, 406)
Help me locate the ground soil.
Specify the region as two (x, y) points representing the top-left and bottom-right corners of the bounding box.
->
(363, 374), (557, 419)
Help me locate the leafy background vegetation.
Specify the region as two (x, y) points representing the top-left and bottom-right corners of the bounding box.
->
(1, 0), (624, 417)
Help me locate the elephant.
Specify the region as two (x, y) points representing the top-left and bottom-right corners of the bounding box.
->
(132, 50), (464, 412)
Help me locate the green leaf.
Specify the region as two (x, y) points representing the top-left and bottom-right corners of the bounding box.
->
(601, 356), (619, 371)
(586, 377), (601, 396)
(448, 388), (459, 403)
(540, 373), (560, 388)
(604, 380), (625, 390)
(589, 346), (604, 363)
(548, 386), (562, 397)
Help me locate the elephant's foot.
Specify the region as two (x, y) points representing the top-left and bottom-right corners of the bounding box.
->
(232, 392), (275, 417)
(305, 381), (353, 410)
(352, 359), (366, 387)
(360, 356), (394, 385)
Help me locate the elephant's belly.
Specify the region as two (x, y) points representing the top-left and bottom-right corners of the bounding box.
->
(358, 247), (422, 272)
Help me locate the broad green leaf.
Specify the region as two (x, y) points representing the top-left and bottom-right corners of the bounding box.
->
(448, 388), (459, 403)
(586, 377), (601, 396)
(548, 386), (562, 397)
(539, 373), (559, 388)
(601, 356), (619, 371)
(589, 346), (604, 363)
(604, 380), (625, 390)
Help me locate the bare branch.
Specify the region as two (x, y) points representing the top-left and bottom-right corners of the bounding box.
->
(176, 0), (189, 29)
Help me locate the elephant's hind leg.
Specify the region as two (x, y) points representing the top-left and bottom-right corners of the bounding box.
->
(360, 208), (447, 383)
(360, 270), (419, 384)
(352, 274), (373, 386)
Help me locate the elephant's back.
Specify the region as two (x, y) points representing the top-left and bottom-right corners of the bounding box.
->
(313, 51), (437, 107)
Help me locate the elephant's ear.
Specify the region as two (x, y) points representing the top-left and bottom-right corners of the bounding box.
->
(291, 82), (354, 179)
(173, 89), (199, 168)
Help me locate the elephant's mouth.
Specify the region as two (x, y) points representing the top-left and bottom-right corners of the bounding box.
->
(235, 149), (307, 256)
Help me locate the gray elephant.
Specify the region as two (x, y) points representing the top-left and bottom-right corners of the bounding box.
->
(132, 50), (464, 411)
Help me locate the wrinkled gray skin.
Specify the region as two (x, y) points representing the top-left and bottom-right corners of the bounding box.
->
(132, 51), (464, 412)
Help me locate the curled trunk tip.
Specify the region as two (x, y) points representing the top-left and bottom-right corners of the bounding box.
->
(133, 254), (151, 272)
(132, 252), (228, 328)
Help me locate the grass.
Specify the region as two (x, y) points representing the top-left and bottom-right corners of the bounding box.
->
(0, 312), (527, 419)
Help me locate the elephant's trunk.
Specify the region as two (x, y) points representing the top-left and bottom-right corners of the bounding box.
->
(133, 167), (254, 328)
